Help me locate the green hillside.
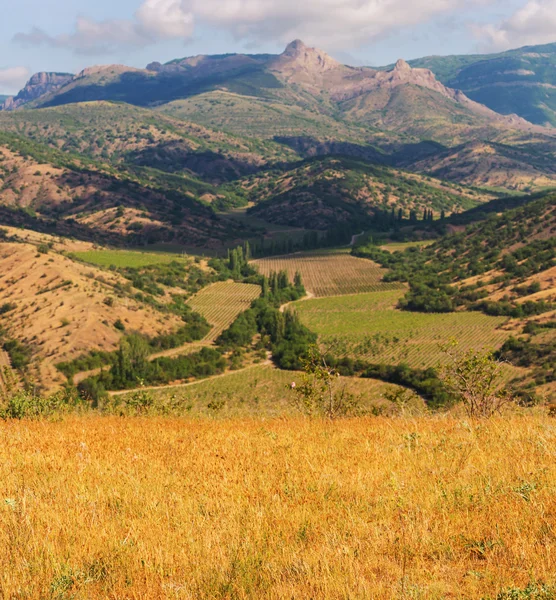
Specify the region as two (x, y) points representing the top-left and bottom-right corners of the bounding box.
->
(354, 194), (556, 316)
(0, 130), (245, 246)
(406, 43), (556, 126)
(0, 101), (293, 183)
(246, 156), (488, 229)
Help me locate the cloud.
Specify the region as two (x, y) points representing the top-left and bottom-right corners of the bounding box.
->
(188, 0), (493, 47)
(14, 0), (495, 55)
(474, 0), (556, 51)
(0, 67), (30, 93)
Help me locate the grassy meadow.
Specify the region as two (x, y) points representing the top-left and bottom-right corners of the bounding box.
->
(1, 415), (555, 599)
(113, 364), (404, 418)
(72, 249), (190, 268)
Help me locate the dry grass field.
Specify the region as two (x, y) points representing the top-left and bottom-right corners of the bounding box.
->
(0, 415), (555, 599)
(253, 251), (406, 297)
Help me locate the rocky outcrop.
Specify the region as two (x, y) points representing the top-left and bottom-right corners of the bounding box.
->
(1, 72), (73, 111)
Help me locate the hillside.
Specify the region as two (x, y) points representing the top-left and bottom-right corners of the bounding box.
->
(0, 130), (247, 247)
(409, 139), (556, 192)
(245, 157), (490, 229)
(406, 42), (556, 127)
(0, 101), (293, 183)
(0, 230), (186, 389)
(355, 194), (556, 312)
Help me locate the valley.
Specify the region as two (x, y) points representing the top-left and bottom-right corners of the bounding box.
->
(0, 29), (555, 600)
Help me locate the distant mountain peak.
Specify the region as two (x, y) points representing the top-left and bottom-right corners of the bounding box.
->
(271, 40), (342, 86)
(1, 71), (73, 111)
(283, 39), (308, 55)
(394, 59), (411, 72)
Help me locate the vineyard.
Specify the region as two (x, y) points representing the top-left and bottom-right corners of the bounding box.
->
(116, 364), (405, 418)
(253, 251), (406, 297)
(187, 282), (261, 342)
(295, 290), (516, 370)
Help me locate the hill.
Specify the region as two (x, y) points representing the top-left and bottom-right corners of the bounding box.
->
(408, 139), (556, 192)
(0, 230), (186, 389)
(245, 157), (490, 229)
(354, 194), (556, 312)
(405, 42), (556, 127)
(0, 129), (248, 247)
(0, 101), (293, 183)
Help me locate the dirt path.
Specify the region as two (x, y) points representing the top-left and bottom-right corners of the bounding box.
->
(349, 231), (365, 247)
(109, 359), (273, 397)
(280, 291), (315, 313)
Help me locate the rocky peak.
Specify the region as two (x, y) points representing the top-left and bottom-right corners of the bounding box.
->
(283, 39), (308, 57)
(1, 72), (73, 111)
(271, 39), (342, 84)
(394, 59), (411, 72)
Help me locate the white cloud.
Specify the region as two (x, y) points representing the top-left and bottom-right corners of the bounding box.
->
(0, 67), (30, 93)
(474, 0), (556, 51)
(14, 0), (495, 55)
(136, 0), (194, 40)
(187, 0), (493, 47)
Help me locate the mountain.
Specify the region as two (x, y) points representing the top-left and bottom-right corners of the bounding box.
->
(404, 42), (556, 127)
(0, 101), (293, 183)
(1, 40), (556, 201)
(2, 41), (543, 140)
(1, 72), (73, 111)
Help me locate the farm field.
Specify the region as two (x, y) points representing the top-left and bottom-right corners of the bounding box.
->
(187, 281), (261, 342)
(1, 415), (554, 599)
(253, 250), (406, 297)
(72, 249), (190, 268)
(295, 290), (514, 370)
(114, 363), (405, 417)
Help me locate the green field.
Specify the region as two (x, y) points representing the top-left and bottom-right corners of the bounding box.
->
(115, 364), (405, 417)
(295, 290), (513, 369)
(72, 249), (189, 268)
(380, 241), (434, 253)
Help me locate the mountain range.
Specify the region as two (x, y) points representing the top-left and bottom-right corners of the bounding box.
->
(0, 40), (555, 246)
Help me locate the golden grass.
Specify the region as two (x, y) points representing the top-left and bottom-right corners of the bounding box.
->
(1, 415), (555, 598)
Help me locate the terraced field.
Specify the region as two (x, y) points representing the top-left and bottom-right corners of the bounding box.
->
(253, 251), (406, 297)
(115, 363), (404, 418)
(295, 290), (514, 370)
(188, 282), (261, 342)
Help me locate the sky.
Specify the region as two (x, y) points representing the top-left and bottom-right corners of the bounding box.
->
(1, 0), (555, 95)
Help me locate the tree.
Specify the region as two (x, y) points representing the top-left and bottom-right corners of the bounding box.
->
(439, 341), (512, 418)
(288, 346), (360, 419)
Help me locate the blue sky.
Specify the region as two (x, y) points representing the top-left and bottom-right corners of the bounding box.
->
(1, 0), (554, 94)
